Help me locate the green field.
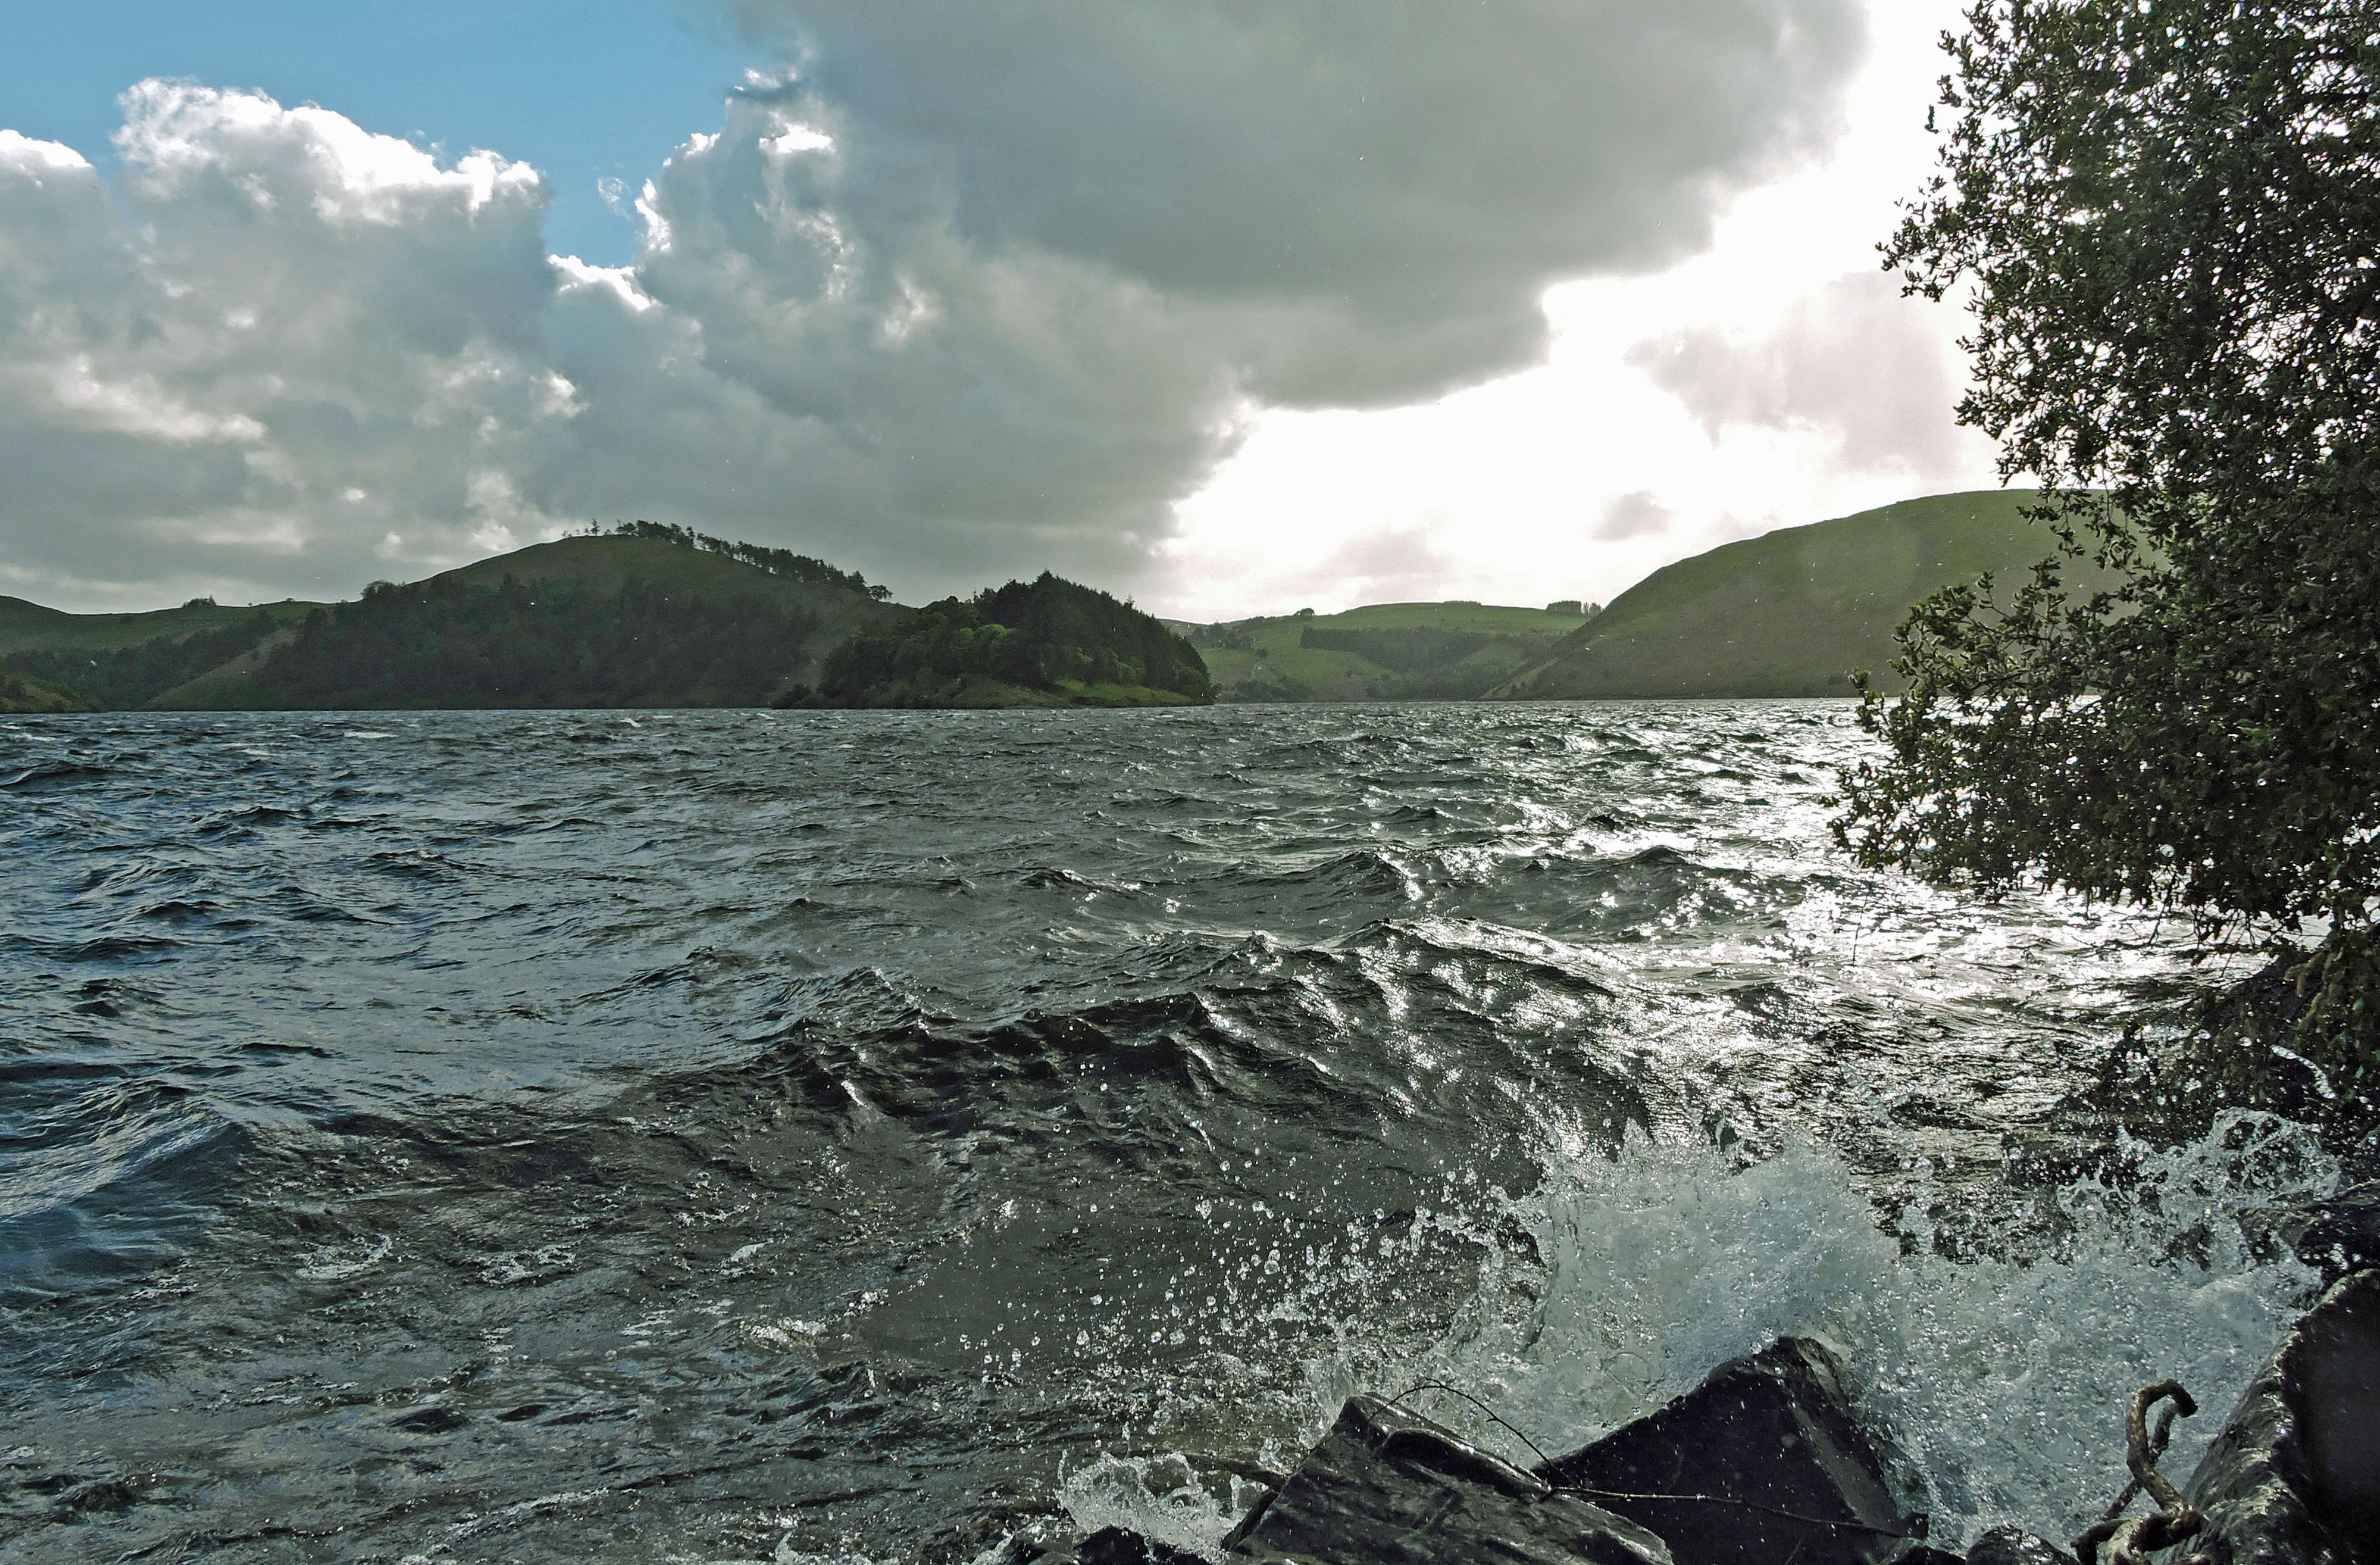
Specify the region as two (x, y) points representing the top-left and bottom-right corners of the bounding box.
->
(1497, 490), (2127, 699)
(1182, 601), (1596, 701)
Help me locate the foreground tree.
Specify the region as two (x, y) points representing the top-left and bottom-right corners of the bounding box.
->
(1835, 0), (2380, 1101)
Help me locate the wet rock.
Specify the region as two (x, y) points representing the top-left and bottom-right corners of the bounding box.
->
(1029, 1525), (1207, 1564)
(1533, 1338), (1926, 1565)
(2175, 1268), (2380, 1565)
(1222, 1394), (1672, 1564)
(60, 1479), (139, 1516)
(1960, 1525), (2077, 1565)
(2285, 1182), (2380, 1285)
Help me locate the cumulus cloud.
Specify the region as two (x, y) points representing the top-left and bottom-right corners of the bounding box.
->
(1625, 267), (1974, 481)
(1, 2), (1869, 609)
(1593, 490), (1675, 543)
(724, 0), (1868, 404)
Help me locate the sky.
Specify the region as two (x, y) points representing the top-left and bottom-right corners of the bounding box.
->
(0, 0), (2005, 618)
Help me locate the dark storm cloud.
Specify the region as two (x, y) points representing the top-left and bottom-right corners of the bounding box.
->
(725, 0), (1870, 405)
(0, 2), (1869, 609)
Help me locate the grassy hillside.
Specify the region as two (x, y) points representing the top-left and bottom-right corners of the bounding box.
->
(154, 534), (899, 710)
(1496, 490), (2126, 699)
(0, 595), (321, 656)
(1184, 601), (1596, 701)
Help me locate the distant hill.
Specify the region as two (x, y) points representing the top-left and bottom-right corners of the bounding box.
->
(814, 572), (1211, 708)
(1494, 490), (2126, 699)
(0, 594), (320, 657)
(1184, 601), (1597, 701)
(6, 608), (296, 710)
(154, 532), (897, 710)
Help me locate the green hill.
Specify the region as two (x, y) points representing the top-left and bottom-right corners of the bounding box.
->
(814, 571), (1211, 708)
(153, 532), (897, 711)
(5, 608), (303, 710)
(1184, 601), (1597, 701)
(1494, 490), (2126, 699)
(0, 594), (321, 656)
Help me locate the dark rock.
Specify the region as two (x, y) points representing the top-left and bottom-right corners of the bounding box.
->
(1533, 1338), (1926, 1565)
(1961, 1525), (2078, 1565)
(60, 1479), (139, 1515)
(1222, 1394), (1672, 1564)
(2285, 1181), (2380, 1286)
(2175, 1268), (2380, 1565)
(1031, 1525), (1208, 1565)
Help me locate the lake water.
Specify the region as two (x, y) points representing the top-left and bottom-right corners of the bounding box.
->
(0, 703), (2334, 1563)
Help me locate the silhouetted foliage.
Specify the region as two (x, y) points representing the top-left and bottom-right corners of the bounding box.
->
(611, 520), (889, 599)
(817, 571), (1211, 706)
(257, 575), (819, 708)
(1838, 0), (2380, 945)
(5, 611), (278, 709)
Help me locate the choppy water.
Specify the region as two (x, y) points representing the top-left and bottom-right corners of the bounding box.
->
(0, 703), (2334, 1564)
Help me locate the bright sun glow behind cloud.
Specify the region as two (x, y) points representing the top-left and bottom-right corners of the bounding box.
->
(1156, 0), (1999, 621)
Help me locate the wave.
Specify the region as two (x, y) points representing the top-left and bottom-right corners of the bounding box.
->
(1, 760), (112, 790)
(0, 1077), (248, 1306)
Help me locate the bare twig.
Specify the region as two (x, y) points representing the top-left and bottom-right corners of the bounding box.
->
(2074, 1381), (2201, 1565)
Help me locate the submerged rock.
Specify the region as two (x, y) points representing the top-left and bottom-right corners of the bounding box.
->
(1027, 1525), (1208, 1564)
(1222, 1394), (1672, 1564)
(2174, 1268), (2379, 1565)
(1881, 1545), (1963, 1565)
(1962, 1525), (2078, 1565)
(1531, 1338), (1926, 1565)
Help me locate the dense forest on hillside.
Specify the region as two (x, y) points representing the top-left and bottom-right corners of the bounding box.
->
(252, 575), (821, 708)
(816, 572), (1210, 707)
(4, 610), (280, 708)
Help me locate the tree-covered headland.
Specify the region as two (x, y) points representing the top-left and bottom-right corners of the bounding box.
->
(813, 572), (1212, 707)
(1836, 0), (2380, 1123)
(150, 529), (893, 710)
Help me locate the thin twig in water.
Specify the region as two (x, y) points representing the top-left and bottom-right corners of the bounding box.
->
(1387, 1381), (1558, 1469)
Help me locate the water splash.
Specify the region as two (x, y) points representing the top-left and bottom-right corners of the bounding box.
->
(1056, 1452), (1257, 1561)
(1323, 1112), (2331, 1549)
